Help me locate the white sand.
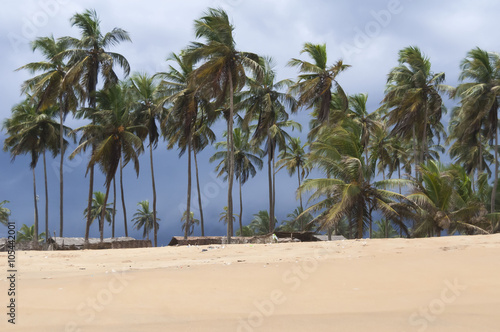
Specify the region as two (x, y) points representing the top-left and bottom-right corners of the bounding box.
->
(1, 234), (499, 331)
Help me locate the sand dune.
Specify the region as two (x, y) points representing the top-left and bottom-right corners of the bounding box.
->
(1, 234), (499, 331)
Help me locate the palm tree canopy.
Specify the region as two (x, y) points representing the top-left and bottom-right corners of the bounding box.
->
(83, 191), (113, 226)
(132, 200), (160, 239)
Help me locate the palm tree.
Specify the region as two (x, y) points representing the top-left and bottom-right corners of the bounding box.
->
(16, 224), (45, 243)
(372, 219), (399, 238)
(382, 46), (445, 178)
(0, 201), (11, 227)
(186, 8), (261, 243)
(249, 210), (275, 235)
(61, 8), (131, 242)
(451, 48), (500, 213)
(181, 211), (200, 237)
(407, 162), (490, 237)
(298, 126), (409, 239)
(278, 206), (313, 232)
(130, 73), (164, 246)
(158, 52), (210, 240)
(17, 35), (79, 237)
(3, 99), (69, 243)
(83, 191), (113, 230)
(71, 84), (144, 241)
(132, 200), (160, 241)
(288, 43), (350, 124)
(210, 128), (264, 237)
(240, 57), (299, 231)
(276, 137), (309, 210)
(218, 206), (238, 229)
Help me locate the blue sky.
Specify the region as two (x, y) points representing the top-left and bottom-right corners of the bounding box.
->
(1, 0), (499, 243)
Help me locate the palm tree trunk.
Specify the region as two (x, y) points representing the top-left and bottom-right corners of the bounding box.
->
(421, 99), (428, 166)
(491, 128), (499, 213)
(85, 163), (94, 242)
(227, 75), (235, 242)
(120, 157), (128, 237)
(33, 167), (39, 243)
(412, 125), (418, 179)
(43, 150), (49, 242)
(194, 150), (205, 236)
(267, 137), (274, 233)
(100, 182), (112, 242)
(272, 152), (276, 231)
(59, 99), (64, 238)
(297, 165), (303, 210)
(112, 176), (116, 238)
(149, 143), (158, 246)
(239, 177), (243, 237)
(398, 163), (402, 194)
(185, 136), (192, 240)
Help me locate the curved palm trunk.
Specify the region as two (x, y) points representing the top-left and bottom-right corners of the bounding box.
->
(33, 167), (39, 244)
(149, 143), (158, 246)
(420, 98), (429, 166)
(43, 151), (49, 242)
(194, 150), (205, 236)
(297, 165), (303, 211)
(227, 76), (235, 242)
(267, 137), (274, 233)
(185, 137), (192, 240)
(120, 157), (128, 237)
(491, 128), (499, 213)
(239, 177), (243, 236)
(85, 164), (94, 242)
(59, 99), (64, 238)
(100, 182), (112, 242)
(272, 152), (276, 231)
(412, 126), (418, 179)
(112, 176), (116, 238)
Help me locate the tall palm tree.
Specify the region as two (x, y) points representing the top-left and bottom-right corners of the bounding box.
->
(17, 35), (79, 237)
(288, 43), (350, 124)
(241, 57), (298, 231)
(130, 73), (164, 246)
(61, 8), (131, 242)
(71, 84), (144, 241)
(452, 48), (500, 213)
(132, 200), (159, 241)
(3, 99), (69, 242)
(276, 137), (309, 210)
(185, 8), (261, 243)
(0, 201), (11, 227)
(298, 125), (409, 239)
(210, 128), (264, 236)
(382, 46), (445, 178)
(83, 191), (113, 230)
(158, 52), (212, 240)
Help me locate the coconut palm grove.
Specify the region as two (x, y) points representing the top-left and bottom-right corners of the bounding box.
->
(3, 7), (500, 246)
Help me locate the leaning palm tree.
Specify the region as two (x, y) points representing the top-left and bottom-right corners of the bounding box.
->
(298, 125), (410, 239)
(288, 43), (350, 125)
(61, 8), (131, 242)
(17, 35), (79, 237)
(130, 73), (165, 246)
(185, 8), (262, 242)
(210, 128), (263, 236)
(132, 200), (160, 240)
(3, 99), (69, 243)
(0, 201), (11, 227)
(382, 46), (445, 179)
(71, 84), (144, 241)
(240, 57), (298, 231)
(451, 48), (500, 213)
(276, 137), (309, 210)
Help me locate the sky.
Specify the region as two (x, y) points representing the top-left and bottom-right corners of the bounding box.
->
(1, 0), (499, 243)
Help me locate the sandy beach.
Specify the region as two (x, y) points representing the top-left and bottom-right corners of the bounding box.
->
(1, 234), (499, 332)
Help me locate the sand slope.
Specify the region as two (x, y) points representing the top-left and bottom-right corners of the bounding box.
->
(1, 234), (499, 331)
